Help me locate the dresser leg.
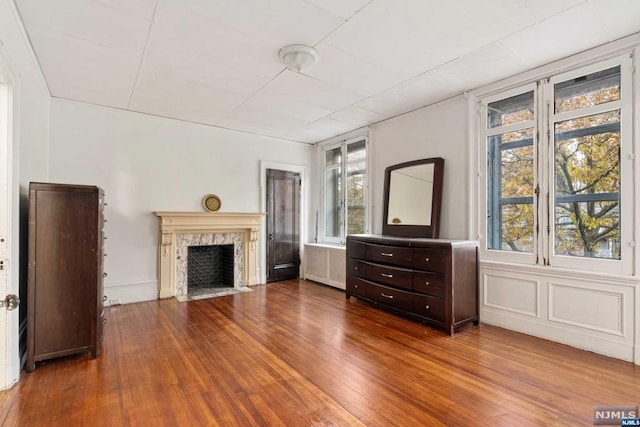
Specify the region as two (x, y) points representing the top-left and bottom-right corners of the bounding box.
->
(345, 292), (351, 299)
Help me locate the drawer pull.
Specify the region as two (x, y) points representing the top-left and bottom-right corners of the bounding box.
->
(381, 273), (393, 278)
(354, 284), (358, 289)
(381, 293), (394, 299)
(354, 266), (359, 270)
(381, 252), (393, 257)
(425, 305), (430, 310)
(425, 281), (430, 286)
(425, 257), (430, 262)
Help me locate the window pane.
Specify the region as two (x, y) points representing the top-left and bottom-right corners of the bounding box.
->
(488, 91), (534, 129)
(326, 147), (341, 166)
(324, 138), (367, 241)
(346, 139), (366, 235)
(487, 128), (534, 252)
(554, 110), (620, 259)
(347, 168), (365, 234)
(325, 168), (341, 238)
(499, 204), (534, 252)
(347, 139), (366, 159)
(501, 145), (534, 198)
(555, 202), (620, 259)
(554, 66), (620, 114)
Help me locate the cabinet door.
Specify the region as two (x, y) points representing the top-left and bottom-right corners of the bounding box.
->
(412, 295), (445, 322)
(412, 271), (445, 297)
(412, 248), (447, 272)
(33, 189), (97, 356)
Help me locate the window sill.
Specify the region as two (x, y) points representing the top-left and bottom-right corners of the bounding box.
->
(304, 242), (346, 250)
(479, 259), (638, 285)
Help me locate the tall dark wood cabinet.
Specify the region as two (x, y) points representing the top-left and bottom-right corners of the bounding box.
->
(26, 183), (105, 371)
(346, 234), (478, 335)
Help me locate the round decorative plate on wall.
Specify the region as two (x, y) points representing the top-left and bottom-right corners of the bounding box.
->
(202, 194), (221, 212)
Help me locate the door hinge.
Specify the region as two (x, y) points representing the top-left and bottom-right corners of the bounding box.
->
(0, 260), (4, 270)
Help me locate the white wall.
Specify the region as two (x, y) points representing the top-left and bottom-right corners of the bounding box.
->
(49, 99), (314, 304)
(370, 95), (469, 239)
(0, 0), (50, 388)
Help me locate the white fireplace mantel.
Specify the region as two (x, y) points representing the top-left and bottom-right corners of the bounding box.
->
(154, 212), (264, 299)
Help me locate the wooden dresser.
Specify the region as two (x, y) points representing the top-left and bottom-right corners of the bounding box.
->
(346, 234), (478, 335)
(26, 182), (106, 371)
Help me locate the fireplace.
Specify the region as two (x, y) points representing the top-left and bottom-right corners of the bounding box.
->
(187, 244), (234, 293)
(154, 212), (263, 299)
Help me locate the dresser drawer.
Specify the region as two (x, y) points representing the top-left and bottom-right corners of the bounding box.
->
(412, 248), (447, 273)
(360, 261), (412, 290)
(412, 271), (445, 297)
(413, 295), (445, 322)
(365, 282), (413, 311)
(366, 244), (413, 267)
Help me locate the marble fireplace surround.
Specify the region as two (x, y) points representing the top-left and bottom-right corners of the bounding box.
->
(154, 212), (263, 299)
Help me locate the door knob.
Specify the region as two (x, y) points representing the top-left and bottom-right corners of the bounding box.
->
(268, 233), (274, 240)
(0, 294), (20, 310)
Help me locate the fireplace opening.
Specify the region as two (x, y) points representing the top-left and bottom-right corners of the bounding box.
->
(187, 244), (234, 294)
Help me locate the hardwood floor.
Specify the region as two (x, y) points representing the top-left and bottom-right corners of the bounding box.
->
(1, 279), (638, 426)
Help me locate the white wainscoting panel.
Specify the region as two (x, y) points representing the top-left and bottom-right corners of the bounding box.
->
(549, 281), (626, 336)
(483, 272), (539, 317)
(303, 243), (346, 290)
(480, 262), (638, 364)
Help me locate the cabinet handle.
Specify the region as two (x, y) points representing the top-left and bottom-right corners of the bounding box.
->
(381, 273), (393, 278)
(425, 305), (430, 310)
(425, 281), (430, 286)
(381, 293), (394, 299)
(354, 284), (358, 288)
(381, 252), (393, 257)
(425, 257), (430, 262)
(354, 266), (359, 270)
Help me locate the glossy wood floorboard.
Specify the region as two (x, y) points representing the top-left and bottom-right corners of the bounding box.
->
(1, 279), (638, 426)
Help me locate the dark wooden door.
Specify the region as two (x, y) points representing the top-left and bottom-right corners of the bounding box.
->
(266, 169), (300, 282)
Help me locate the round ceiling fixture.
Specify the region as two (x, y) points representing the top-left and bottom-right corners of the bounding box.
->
(278, 44), (319, 72)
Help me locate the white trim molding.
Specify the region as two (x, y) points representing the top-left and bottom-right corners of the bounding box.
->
(103, 279), (158, 306)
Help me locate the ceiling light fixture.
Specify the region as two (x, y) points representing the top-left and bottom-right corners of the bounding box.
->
(278, 44), (319, 72)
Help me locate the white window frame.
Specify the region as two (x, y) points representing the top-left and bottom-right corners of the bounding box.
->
(318, 135), (370, 245)
(545, 56), (633, 275)
(479, 83), (539, 265)
(475, 53), (634, 275)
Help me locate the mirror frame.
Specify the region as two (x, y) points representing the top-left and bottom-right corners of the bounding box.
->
(382, 157), (444, 238)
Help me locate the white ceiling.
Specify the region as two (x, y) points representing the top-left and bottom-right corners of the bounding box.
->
(13, 0), (640, 144)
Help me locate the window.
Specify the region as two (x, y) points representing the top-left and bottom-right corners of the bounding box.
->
(486, 89), (536, 253)
(479, 56), (632, 273)
(322, 137), (368, 243)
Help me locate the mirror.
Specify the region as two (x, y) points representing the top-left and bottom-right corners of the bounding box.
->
(382, 157), (444, 238)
